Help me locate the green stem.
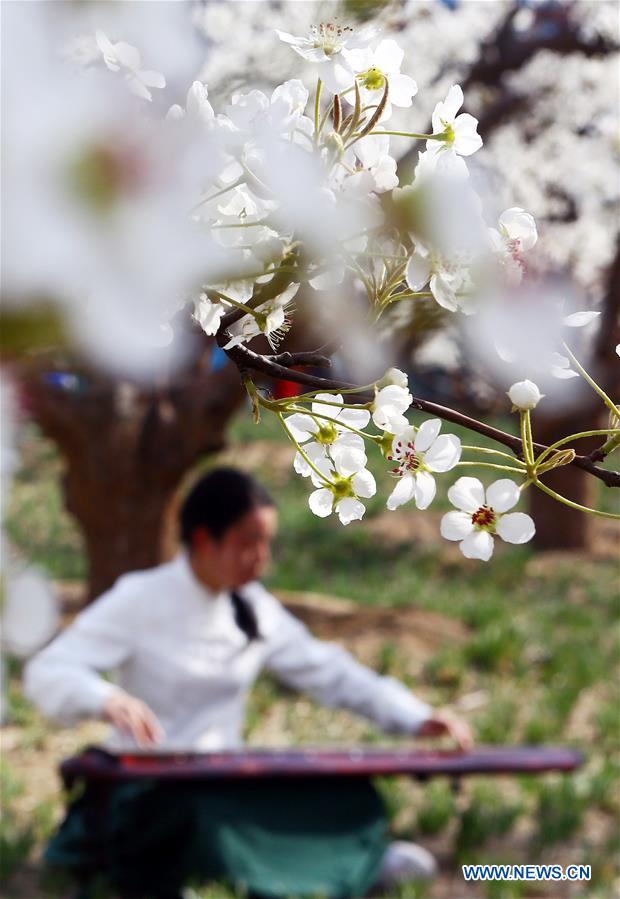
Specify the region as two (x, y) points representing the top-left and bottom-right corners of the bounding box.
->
(211, 221), (265, 229)
(525, 410), (534, 462)
(314, 78), (322, 145)
(462, 445), (528, 465)
(276, 413), (332, 487)
(535, 429), (620, 467)
(520, 411), (534, 468)
(533, 479), (620, 520)
(562, 342), (620, 418)
(209, 291), (259, 318)
(367, 130), (441, 139)
(387, 291), (433, 303)
(190, 178), (243, 213)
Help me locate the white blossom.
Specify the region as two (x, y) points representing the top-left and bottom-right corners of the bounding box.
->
(489, 207), (538, 286)
(308, 450), (377, 526)
(386, 419), (461, 511)
(347, 39), (417, 120)
(276, 22), (376, 94)
(193, 294), (229, 337)
(441, 478), (535, 561)
(426, 85), (482, 175)
(406, 242), (475, 314)
(286, 394), (370, 477)
(95, 30), (165, 101)
(372, 384), (413, 434)
(223, 283), (299, 351)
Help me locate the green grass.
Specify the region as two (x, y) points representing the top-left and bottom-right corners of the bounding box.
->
(3, 412), (619, 897)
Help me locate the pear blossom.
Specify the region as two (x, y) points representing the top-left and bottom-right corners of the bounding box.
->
(353, 131), (399, 193)
(223, 283), (299, 350)
(347, 39), (418, 120)
(441, 478), (535, 561)
(286, 394), (370, 477)
(276, 23), (376, 94)
(386, 419), (462, 511)
(508, 380), (544, 411)
(95, 30), (165, 101)
(307, 450), (377, 525)
(406, 242), (475, 313)
(489, 208), (538, 286)
(426, 85), (482, 175)
(193, 294), (229, 337)
(372, 383), (413, 434)
(167, 82), (215, 124)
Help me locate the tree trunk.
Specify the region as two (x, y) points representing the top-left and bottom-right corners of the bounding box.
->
(530, 408), (599, 551)
(21, 346), (246, 600)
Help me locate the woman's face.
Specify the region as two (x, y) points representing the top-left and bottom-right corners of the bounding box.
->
(191, 505), (278, 590)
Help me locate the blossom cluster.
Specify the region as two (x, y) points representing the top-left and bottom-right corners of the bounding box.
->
(3, 5), (616, 562)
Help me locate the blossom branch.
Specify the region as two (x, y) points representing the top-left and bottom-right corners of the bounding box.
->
(217, 333), (620, 489)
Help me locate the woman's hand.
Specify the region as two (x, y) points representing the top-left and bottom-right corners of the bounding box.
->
(102, 692), (165, 747)
(417, 711), (474, 751)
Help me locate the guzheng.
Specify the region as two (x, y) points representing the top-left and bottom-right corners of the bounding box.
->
(61, 745), (584, 788)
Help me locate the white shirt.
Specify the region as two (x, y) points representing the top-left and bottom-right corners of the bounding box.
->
(24, 553), (432, 751)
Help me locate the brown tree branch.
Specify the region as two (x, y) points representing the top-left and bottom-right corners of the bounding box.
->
(217, 332), (620, 489)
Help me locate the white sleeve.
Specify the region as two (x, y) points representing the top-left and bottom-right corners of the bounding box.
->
(23, 577), (137, 725)
(260, 594), (433, 735)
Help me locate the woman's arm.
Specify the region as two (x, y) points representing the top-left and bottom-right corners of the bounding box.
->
(23, 575), (160, 744)
(261, 598), (434, 736)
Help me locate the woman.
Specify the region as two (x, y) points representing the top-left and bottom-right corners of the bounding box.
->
(25, 467), (472, 899)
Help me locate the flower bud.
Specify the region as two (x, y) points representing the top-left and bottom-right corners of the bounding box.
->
(508, 380), (544, 412)
(376, 367), (409, 390)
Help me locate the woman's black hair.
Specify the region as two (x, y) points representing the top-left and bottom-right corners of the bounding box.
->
(180, 467), (275, 643)
(180, 467), (275, 546)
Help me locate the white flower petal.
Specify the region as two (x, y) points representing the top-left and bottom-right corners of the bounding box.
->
(337, 407), (371, 430)
(308, 488), (333, 518)
(388, 73), (417, 107)
(333, 447), (367, 478)
(387, 475), (416, 511)
(440, 511), (474, 541)
(286, 413), (317, 442)
(447, 476), (484, 513)
(414, 470), (436, 510)
(486, 479), (521, 514)
(460, 530), (494, 561)
(563, 311), (600, 328)
(453, 114), (483, 156)
(312, 393), (343, 419)
(430, 272), (458, 311)
(414, 418), (442, 453)
(496, 512), (535, 544)
(424, 434), (462, 472)
(406, 252), (432, 291)
(335, 497), (366, 525)
(352, 467), (376, 499)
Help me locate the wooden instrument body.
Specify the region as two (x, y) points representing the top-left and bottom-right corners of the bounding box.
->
(60, 745), (584, 788)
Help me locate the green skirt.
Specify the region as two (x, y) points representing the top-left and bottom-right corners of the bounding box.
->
(46, 776), (389, 899)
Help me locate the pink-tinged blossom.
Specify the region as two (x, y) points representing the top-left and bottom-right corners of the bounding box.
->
(489, 207), (538, 286)
(386, 419), (461, 511)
